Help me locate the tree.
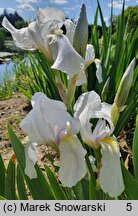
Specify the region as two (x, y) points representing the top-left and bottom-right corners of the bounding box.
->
(124, 6), (138, 33)
(0, 29), (5, 50)
(0, 10), (28, 28)
(109, 6), (138, 44)
(110, 6), (138, 35)
(14, 20), (28, 29)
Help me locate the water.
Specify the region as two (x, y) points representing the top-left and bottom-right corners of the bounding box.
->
(0, 61), (14, 85)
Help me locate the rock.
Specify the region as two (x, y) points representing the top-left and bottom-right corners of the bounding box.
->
(0, 58), (5, 63)
(0, 52), (18, 64)
(5, 58), (12, 62)
(0, 52), (16, 58)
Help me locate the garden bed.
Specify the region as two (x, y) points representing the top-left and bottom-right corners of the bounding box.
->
(0, 94), (58, 170)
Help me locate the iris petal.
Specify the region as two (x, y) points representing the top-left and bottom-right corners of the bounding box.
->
(2, 17), (36, 50)
(94, 59), (103, 83)
(74, 91), (102, 145)
(48, 34), (85, 79)
(59, 136), (87, 187)
(99, 138), (124, 197)
(37, 7), (64, 23)
(85, 44), (95, 67)
(64, 19), (76, 44)
(74, 90), (102, 119)
(24, 140), (38, 179)
(20, 92), (80, 144)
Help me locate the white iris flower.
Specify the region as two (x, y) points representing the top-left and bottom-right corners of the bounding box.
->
(20, 92), (87, 187)
(2, 7), (102, 86)
(2, 7), (75, 61)
(74, 90), (124, 197)
(48, 36), (102, 86)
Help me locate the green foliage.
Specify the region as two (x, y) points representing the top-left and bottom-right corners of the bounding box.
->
(0, 29), (5, 50)
(13, 52), (61, 100)
(110, 6), (138, 43)
(8, 125), (56, 200)
(17, 165), (28, 200)
(44, 165), (67, 200)
(14, 20), (28, 29)
(124, 6), (138, 33)
(121, 163), (138, 199)
(0, 71), (16, 100)
(0, 195), (6, 200)
(0, 155), (6, 197)
(4, 157), (17, 200)
(132, 115), (138, 180)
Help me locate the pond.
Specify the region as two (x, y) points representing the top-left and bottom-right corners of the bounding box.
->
(0, 61), (14, 85)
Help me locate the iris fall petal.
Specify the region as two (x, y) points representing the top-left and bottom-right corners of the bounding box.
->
(48, 34), (85, 79)
(59, 136), (87, 187)
(24, 140), (38, 179)
(99, 139), (124, 197)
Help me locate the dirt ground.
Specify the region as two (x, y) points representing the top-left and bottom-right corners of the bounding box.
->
(0, 93), (58, 170)
(0, 93), (133, 173)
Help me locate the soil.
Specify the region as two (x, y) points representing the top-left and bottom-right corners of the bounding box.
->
(0, 93), (133, 173)
(0, 93), (58, 170)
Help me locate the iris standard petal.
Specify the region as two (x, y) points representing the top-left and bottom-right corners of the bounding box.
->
(2, 17), (36, 50)
(24, 140), (37, 179)
(94, 102), (114, 135)
(74, 91), (102, 146)
(37, 7), (64, 24)
(48, 34), (85, 79)
(92, 119), (111, 143)
(28, 20), (54, 61)
(59, 136), (87, 187)
(79, 110), (94, 146)
(101, 102), (112, 118)
(74, 90), (102, 119)
(64, 19), (76, 44)
(99, 138), (124, 198)
(38, 8), (65, 57)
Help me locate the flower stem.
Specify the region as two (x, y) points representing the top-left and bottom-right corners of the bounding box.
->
(66, 76), (77, 113)
(85, 154), (97, 200)
(55, 72), (67, 104)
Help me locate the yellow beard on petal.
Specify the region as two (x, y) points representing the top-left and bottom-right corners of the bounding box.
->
(101, 137), (119, 152)
(54, 29), (63, 36)
(85, 59), (94, 69)
(84, 139), (101, 150)
(60, 135), (73, 143)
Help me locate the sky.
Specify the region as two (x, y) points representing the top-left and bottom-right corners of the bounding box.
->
(0, 0), (138, 25)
